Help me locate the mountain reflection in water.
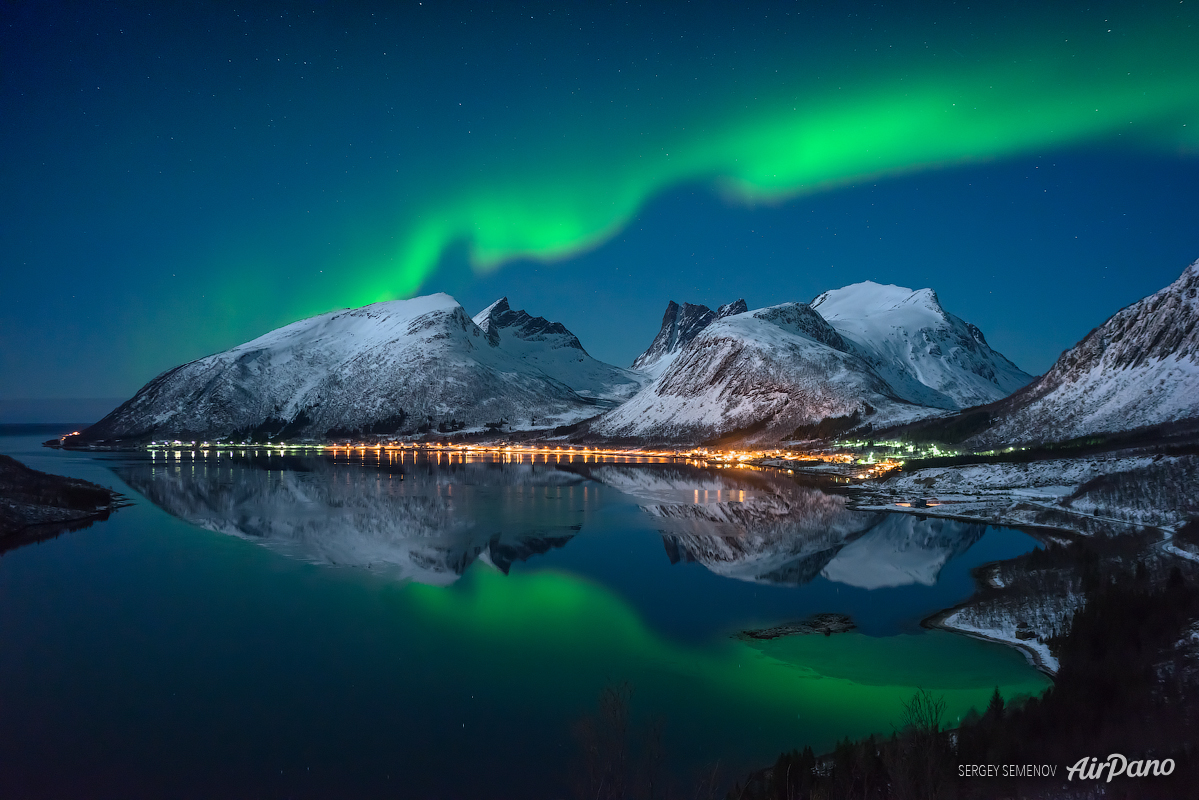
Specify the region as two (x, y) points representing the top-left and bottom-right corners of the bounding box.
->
(1, 435), (1052, 800)
(572, 463), (985, 589)
(117, 455), (591, 585)
(119, 453), (986, 592)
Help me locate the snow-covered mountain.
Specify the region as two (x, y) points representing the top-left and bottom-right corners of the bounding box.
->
(76, 277), (1037, 447)
(80, 294), (633, 443)
(593, 302), (933, 443)
(593, 284), (1030, 444)
(810, 282), (1032, 409)
(473, 297), (648, 403)
(963, 258), (1199, 447)
(631, 298), (747, 378)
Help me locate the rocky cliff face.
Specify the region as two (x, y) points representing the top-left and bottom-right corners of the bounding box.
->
(631, 298), (747, 378)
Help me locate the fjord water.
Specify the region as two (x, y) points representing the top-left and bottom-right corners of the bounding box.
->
(0, 433), (1049, 798)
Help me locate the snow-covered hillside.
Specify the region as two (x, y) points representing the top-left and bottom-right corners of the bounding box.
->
(473, 297), (647, 402)
(81, 294), (621, 443)
(966, 259), (1199, 447)
(811, 282), (1032, 409)
(593, 302), (935, 443)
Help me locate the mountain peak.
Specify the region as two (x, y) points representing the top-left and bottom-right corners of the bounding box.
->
(718, 299), (748, 318)
(475, 296), (510, 324)
(811, 281), (944, 320)
(632, 298), (752, 377)
(472, 298), (583, 351)
(631, 300), (716, 375)
(80, 292), (610, 443)
(809, 281), (1030, 409)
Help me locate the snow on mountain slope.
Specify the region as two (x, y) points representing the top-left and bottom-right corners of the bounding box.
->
(810, 282), (1032, 409)
(81, 294), (606, 443)
(631, 298), (748, 378)
(472, 297), (648, 402)
(966, 259), (1199, 447)
(593, 302), (931, 443)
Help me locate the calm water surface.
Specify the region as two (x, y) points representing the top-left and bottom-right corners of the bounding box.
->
(0, 432), (1050, 798)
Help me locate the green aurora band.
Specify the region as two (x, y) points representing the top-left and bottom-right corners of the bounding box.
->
(363, 17), (1199, 303)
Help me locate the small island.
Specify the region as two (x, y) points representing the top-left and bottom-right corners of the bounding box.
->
(737, 612), (856, 640)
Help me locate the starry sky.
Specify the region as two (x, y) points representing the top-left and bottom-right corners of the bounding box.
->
(2, 0), (1198, 418)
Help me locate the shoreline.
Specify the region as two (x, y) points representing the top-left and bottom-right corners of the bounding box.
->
(921, 602), (1059, 678)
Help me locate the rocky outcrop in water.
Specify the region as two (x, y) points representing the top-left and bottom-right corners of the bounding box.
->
(0, 454), (121, 551)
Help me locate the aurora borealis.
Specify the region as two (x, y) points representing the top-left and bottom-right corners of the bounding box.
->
(3, 1), (1199, 409)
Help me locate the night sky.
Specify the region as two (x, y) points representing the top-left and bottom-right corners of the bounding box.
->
(3, 1), (1198, 417)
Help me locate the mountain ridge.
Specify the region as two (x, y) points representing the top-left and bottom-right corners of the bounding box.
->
(75, 262), (1183, 449)
(958, 258), (1199, 447)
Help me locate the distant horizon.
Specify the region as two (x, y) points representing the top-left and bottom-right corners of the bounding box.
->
(0, 399), (126, 426)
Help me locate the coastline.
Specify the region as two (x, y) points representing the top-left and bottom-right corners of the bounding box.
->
(922, 602), (1059, 678)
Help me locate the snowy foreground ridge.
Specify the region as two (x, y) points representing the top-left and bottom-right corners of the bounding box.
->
(78, 260), (1199, 445)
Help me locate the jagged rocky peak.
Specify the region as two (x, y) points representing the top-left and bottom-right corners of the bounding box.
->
(718, 299), (748, 318)
(472, 297), (585, 352)
(472, 297), (648, 403)
(632, 298), (747, 377)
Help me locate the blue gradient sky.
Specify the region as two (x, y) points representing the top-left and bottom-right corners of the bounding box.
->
(2, 1), (1197, 415)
